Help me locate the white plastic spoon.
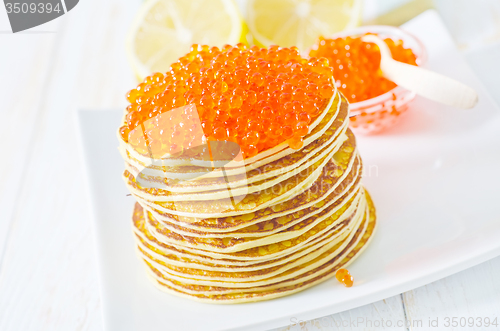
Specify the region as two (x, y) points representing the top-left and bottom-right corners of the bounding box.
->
(361, 34), (478, 109)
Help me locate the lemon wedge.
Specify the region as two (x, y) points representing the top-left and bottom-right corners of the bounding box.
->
(247, 0), (361, 52)
(127, 0), (246, 80)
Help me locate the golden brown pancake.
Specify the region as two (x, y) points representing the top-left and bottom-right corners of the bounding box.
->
(118, 89), (341, 170)
(147, 159), (362, 238)
(120, 89), (377, 303)
(126, 127), (358, 219)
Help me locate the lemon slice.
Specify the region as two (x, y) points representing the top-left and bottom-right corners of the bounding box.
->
(127, 0), (246, 80)
(247, 0), (361, 52)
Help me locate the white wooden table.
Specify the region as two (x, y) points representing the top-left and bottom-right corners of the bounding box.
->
(1, 1), (499, 330)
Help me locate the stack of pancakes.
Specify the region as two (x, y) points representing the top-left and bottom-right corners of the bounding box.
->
(118, 89), (376, 303)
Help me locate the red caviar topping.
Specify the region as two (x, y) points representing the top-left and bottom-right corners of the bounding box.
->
(121, 43), (334, 158)
(309, 34), (417, 103)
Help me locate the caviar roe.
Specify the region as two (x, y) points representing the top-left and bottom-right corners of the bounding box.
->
(120, 43), (335, 158)
(335, 268), (354, 287)
(309, 34), (417, 103)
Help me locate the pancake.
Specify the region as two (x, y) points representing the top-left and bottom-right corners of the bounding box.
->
(143, 187), (362, 252)
(131, 189), (360, 280)
(147, 159), (362, 238)
(138, 195), (365, 282)
(131, 150), (323, 215)
(124, 128), (376, 302)
(135, 215), (352, 271)
(124, 135), (343, 202)
(125, 120), (347, 193)
(139, 189), (376, 303)
(143, 144), (360, 234)
(133, 203), (355, 269)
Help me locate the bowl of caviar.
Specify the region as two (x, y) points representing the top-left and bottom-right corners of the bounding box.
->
(309, 25), (427, 134)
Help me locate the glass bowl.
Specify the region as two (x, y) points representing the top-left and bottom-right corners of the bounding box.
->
(328, 25), (427, 134)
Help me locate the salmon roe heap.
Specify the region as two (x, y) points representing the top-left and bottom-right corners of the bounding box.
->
(309, 34), (417, 103)
(120, 43), (335, 158)
(335, 268), (354, 287)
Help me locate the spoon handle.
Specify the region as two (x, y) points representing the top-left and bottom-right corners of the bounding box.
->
(362, 35), (478, 109)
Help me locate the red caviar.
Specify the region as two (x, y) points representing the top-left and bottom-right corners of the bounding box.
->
(120, 43), (335, 158)
(335, 268), (354, 287)
(309, 34), (417, 103)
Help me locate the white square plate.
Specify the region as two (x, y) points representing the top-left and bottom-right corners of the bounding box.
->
(77, 10), (500, 331)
